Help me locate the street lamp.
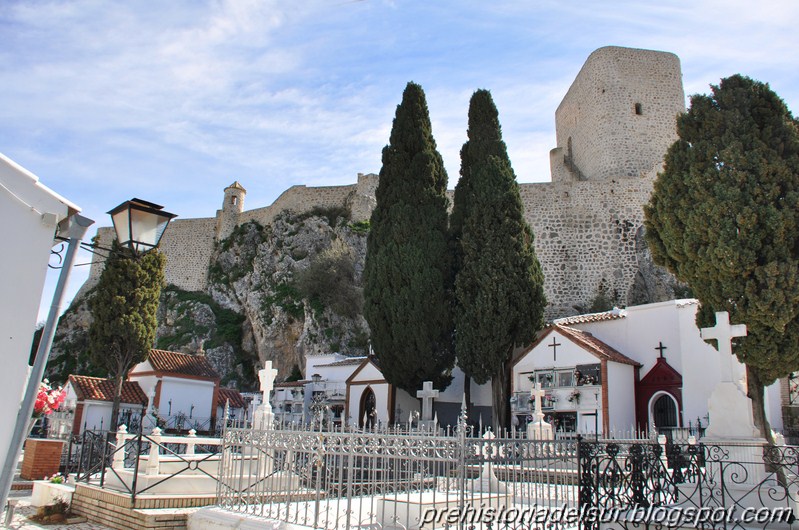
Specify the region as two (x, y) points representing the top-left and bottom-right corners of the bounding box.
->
(108, 198), (177, 256)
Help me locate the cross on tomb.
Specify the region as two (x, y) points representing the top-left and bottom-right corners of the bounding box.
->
(700, 311), (747, 383)
(655, 342), (667, 358)
(259, 361), (278, 411)
(416, 381), (439, 422)
(530, 382), (547, 417)
(549, 336), (562, 362)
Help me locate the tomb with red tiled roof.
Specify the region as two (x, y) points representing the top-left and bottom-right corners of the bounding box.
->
(63, 375), (148, 434)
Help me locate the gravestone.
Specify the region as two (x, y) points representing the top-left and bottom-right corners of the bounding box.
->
(254, 361), (278, 431)
(700, 312), (758, 440)
(526, 382), (553, 440)
(416, 381), (439, 430)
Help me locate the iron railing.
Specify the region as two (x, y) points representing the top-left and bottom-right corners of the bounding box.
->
(217, 422), (581, 530)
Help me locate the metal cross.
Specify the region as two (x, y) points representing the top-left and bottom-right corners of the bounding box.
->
(655, 342), (667, 358)
(549, 335), (562, 362)
(700, 311), (747, 383)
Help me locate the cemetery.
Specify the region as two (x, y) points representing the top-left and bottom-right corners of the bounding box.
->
(3, 39), (799, 530)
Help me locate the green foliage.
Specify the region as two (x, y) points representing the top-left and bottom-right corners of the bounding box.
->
(349, 219), (371, 233)
(295, 240), (363, 318)
(262, 282), (304, 321)
(453, 90), (546, 429)
(286, 364), (303, 382)
(88, 242), (166, 428)
(363, 82), (455, 392)
(289, 206), (351, 227)
(158, 286), (254, 388)
(644, 75), (799, 434)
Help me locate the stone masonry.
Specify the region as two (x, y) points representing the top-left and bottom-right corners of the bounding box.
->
(81, 46), (685, 320)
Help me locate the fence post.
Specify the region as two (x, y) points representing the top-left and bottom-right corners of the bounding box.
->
(113, 425), (128, 470)
(186, 429), (197, 456)
(146, 427), (162, 476)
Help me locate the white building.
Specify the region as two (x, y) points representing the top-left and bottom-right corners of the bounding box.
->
(0, 153), (81, 486)
(271, 353), (421, 428)
(63, 375), (147, 434)
(510, 299), (783, 436)
(128, 349), (221, 432)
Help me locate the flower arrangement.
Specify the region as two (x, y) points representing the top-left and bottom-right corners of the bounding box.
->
(47, 473), (66, 484)
(33, 380), (66, 418)
(568, 389), (581, 404)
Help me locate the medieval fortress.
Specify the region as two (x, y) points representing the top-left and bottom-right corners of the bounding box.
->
(85, 46), (685, 318)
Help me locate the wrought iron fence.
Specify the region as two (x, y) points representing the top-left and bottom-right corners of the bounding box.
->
(69, 425), (224, 505)
(578, 439), (798, 530)
(217, 423), (580, 530)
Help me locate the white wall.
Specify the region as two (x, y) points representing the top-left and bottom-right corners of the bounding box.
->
(159, 377), (215, 420)
(606, 362), (636, 432)
(569, 300), (784, 431)
(393, 389), (420, 424)
(0, 154), (78, 483)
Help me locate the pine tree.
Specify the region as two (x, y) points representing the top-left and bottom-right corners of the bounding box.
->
(88, 241), (166, 431)
(645, 75), (799, 440)
(453, 90), (546, 430)
(363, 82), (454, 393)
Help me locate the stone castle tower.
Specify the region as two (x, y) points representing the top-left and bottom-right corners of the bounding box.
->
(551, 46), (684, 182)
(216, 181), (247, 241)
(82, 46), (685, 319)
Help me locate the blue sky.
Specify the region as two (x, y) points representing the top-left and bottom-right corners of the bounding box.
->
(2, 0), (797, 321)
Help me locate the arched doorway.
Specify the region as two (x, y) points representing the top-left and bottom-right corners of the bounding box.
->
(650, 393), (679, 429)
(359, 387), (376, 428)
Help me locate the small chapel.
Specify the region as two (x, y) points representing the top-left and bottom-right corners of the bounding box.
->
(509, 299), (783, 436)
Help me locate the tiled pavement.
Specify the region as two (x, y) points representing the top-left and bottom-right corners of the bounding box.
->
(4, 491), (113, 530)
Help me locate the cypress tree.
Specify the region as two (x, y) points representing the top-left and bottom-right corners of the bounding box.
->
(363, 82), (454, 393)
(645, 75), (799, 440)
(88, 241), (166, 431)
(453, 90), (546, 430)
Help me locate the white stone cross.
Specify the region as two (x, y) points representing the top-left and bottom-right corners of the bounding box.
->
(530, 382), (547, 417)
(259, 361), (278, 411)
(416, 381), (439, 422)
(700, 311), (747, 383)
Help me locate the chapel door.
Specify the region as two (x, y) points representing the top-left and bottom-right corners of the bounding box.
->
(359, 387), (377, 428)
(652, 394), (678, 429)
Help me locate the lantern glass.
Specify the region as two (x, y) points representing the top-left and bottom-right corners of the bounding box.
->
(107, 198), (177, 256)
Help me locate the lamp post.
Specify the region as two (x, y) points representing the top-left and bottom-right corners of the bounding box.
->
(107, 198), (177, 256)
(0, 199), (175, 517)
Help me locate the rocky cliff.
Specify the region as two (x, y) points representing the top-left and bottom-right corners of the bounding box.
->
(47, 206), (370, 389)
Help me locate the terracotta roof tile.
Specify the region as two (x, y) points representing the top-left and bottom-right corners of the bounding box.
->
(555, 325), (641, 367)
(553, 307), (627, 326)
(275, 380), (308, 388)
(217, 388), (247, 409)
(68, 375), (147, 405)
(315, 356), (367, 368)
(146, 349), (220, 379)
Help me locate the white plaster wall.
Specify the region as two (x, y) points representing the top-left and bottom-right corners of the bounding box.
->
(0, 153), (78, 484)
(393, 389), (420, 423)
(512, 331), (603, 392)
(437, 367), (492, 407)
(569, 300), (784, 431)
(347, 383), (390, 426)
(159, 377), (215, 420)
(81, 402), (112, 431)
(606, 363), (636, 431)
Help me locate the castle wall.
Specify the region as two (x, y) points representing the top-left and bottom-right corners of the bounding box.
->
(555, 46), (684, 181)
(77, 47), (682, 323)
(520, 173), (656, 318)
